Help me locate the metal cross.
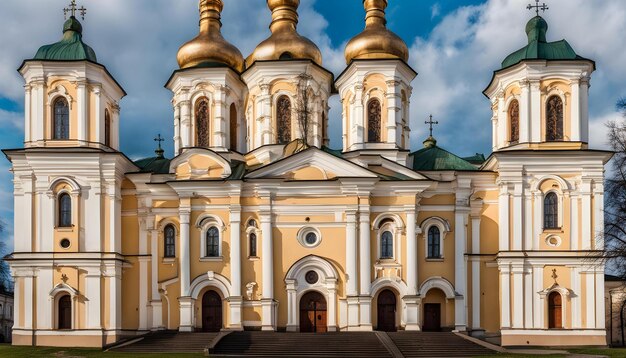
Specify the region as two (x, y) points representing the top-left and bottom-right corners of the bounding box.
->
(527, 0), (549, 16)
(64, 0), (87, 20)
(154, 134), (165, 150)
(425, 115), (439, 137)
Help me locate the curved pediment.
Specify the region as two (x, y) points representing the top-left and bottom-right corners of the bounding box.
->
(170, 148), (232, 180)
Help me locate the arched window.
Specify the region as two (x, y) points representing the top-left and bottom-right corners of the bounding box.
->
(546, 95), (564, 141)
(58, 193), (72, 228)
(196, 97), (210, 147)
(367, 99), (382, 143)
(230, 103), (237, 151)
(206, 226), (220, 257)
(509, 99), (519, 143)
(380, 231), (393, 259)
(544, 192), (559, 229)
(164, 224), (176, 258)
(104, 109), (111, 147)
(277, 95), (292, 144)
(427, 226), (441, 258)
(548, 291), (562, 329)
(249, 233), (257, 257)
(58, 295), (72, 330)
(53, 97), (70, 140)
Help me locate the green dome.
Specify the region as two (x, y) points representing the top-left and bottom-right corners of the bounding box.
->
(33, 16), (97, 62)
(410, 137), (478, 171)
(501, 16), (584, 69)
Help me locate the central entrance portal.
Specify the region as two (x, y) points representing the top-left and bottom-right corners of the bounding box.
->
(299, 291), (327, 332)
(423, 303), (441, 331)
(202, 290), (222, 332)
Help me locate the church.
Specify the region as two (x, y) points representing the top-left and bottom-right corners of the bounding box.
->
(3, 0), (611, 348)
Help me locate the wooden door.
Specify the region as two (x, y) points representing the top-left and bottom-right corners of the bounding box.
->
(58, 295), (72, 329)
(423, 303), (441, 331)
(299, 291), (327, 333)
(548, 292), (562, 329)
(377, 289), (397, 332)
(202, 290), (222, 332)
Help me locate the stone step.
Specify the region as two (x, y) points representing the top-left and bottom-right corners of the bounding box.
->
(113, 331), (219, 353)
(387, 332), (496, 357)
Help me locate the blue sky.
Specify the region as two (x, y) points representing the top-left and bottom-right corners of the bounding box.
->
(0, 0), (625, 252)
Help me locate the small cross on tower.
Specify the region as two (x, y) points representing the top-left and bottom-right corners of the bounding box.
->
(64, 0), (87, 20)
(154, 134), (165, 158)
(527, 0), (549, 16)
(425, 114), (439, 137)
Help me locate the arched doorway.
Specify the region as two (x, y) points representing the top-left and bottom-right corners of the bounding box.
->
(58, 295), (72, 329)
(377, 289), (397, 332)
(548, 291), (562, 329)
(202, 290), (222, 332)
(300, 291), (327, 332)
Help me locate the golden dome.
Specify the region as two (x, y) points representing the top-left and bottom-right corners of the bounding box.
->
(177, 0), (244, 72)
(345, 0), (409, 64)
(246, 0), (322, 67)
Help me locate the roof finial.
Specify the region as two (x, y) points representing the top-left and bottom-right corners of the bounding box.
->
(425, 114), (439, 138)
(527, 0), (548, 17)
(154, 134), (165, 158)
(64, 0), (87, 20)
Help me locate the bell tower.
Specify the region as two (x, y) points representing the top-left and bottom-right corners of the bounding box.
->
(336, 0), (415, 165)
(483, 12), (595, 152)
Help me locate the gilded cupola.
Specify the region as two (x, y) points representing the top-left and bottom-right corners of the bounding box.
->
(344, 0), (409, 64)
(177, 0), (244, 72)
(246, 0), (323, 67)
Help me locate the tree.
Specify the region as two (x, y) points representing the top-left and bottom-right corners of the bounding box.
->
(604, 98), (626, 346)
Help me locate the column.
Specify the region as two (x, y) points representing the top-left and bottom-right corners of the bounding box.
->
(405, 208), (420, 331)
(40, 189), (54, 252)
(532, 191), (543, 250)
(33, 81), (45, 141)
(214, 87), (227, 148)
(93, 86), (102, 143)
(593, 183), (604, 250)
(491, 116), (498, 151)
(36, 267), (53, 329)
(470, 212), (481, 330)
(229, 207), (243, 330)
(524, 194), (533, 250)
(109, 187), (121, 253)
(107, 264), (122, 330)
(571, 266), (582, 328)
(511, 265), (524, 328)
(24, 85), (31, 143)
(524, 266), (533, 328)
(138, 257), (150, 330)
(77, 79), (88, 142)
(581, 180), (592, 250)
(533, 266), (543, 328)
(150, 229), (164, 330)
(179, 208), (191, 296)
(500, 265), (511, 328)
(180, 100), (191, 148)
(497, 95), (506, 148)
(260, 208), (275, 331)
(328, 286), (338, 332)
(359, 207), (372, 330)
(530, 80), (541, 142)
(285, 281), (297, 332)
(353, 84), (364, 146)
(346, 211), (359, 329)
(85, 183), (102, 252)
(259, 84), (271, 145)
(512, 183), (523, 251)
(385, 80), (399, 146)
(498, 185), (510, 251)
(571, 195), (579, 250)
(570, 79), (581, 141)
(23, 275), (34, 330)
(174, 104), (181, 155)
(454, 209), (468, 331)
(585, 272), (595, 327)
(341, 98), (348, 151)
(85, 266), (102, 329)
(580, 78), (590, 142)
(595, 270), (605, 328)
(519, 80), (530, 142)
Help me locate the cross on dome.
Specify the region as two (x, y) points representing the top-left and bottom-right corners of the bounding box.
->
(425, 114), (439, 138)
(527, 0), (549, 17)
(64, 0), (87, 20)
(154, 134), (165, 158)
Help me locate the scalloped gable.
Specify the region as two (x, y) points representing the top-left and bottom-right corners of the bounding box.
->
(245, 147), (378, 180)
(169, 148), (232, 180)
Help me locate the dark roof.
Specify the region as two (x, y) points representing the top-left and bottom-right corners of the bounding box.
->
(606, 274), (625, 282)
(462, 153), (486, 165)
(501, 16), (589, 69)
(134, 148), (171, 174)
(33, 17), (98, 62)
(410, 137), (478, 171)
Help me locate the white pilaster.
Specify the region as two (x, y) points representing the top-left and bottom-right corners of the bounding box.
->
(524, 266), (533, 328)
(346, 211), (358, 296)
(530, 80), (541, 142)
(406, 210), (417, 295)
(533, 266), (543, 328)
(261, 206), (275, 331)
(499, 184), (510, 251)
(179, 208), (191, 296)
(150, 229), (164, 330)
(571, 79), (581, 141)
(500, 265), (511, 328)
(174, 104), (181, 155)
(138, 257), (150, 330)
(581, 181), (592, 250)
(454, 209), (468, 331)
(85, 267), (102, 329)
(593, 183), (604, 250)
(533, 191), (543, 250)
(470, 212), (481, 329)
(36, 267), (53, 329)
(180, 100), (191, 148)
(585, 271), (595, 328)
(570, 194), (579, 251)
(571, 266), (581, 328)
(85, 183), (102, 252)
(230, 207), (243, 330)
(77, 80), (87, 142)
(107, 264), (122, 330)
(519, 80), (530, 143)
(24, 85), (31, 143)
(595, 270), (605, 329)
(512, 265), (524, 328)
(512, 183), (523, 250)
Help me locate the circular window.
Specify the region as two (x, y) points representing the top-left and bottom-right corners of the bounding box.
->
(60, 239), (71, 249)
(546, 235), (561, 248)
(305, 270), (319, 284)
(305, 232), (318, 245)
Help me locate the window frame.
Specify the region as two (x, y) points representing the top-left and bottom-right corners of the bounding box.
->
(427, 226), (442, 259)
(205, 226), (220, 258)
(195, 96), (211, 147)
(543, 191), (560, 230)
(276, 95), (292, 144)
(57, 192), (72, 228)
(508, 98), (520, 144)
(380, 230), (394, 259)
(163, 224), (177, 258)
(53, 97), (70, 140)
(366, 98), (382, 143)
(545, 94), (564, 142)
(196, 215), (225, 260)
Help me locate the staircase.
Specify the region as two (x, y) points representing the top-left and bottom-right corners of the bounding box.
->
(113, 331), (219, 353)
(387, 332), (496, 357)
(212, 331), (393, 357)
